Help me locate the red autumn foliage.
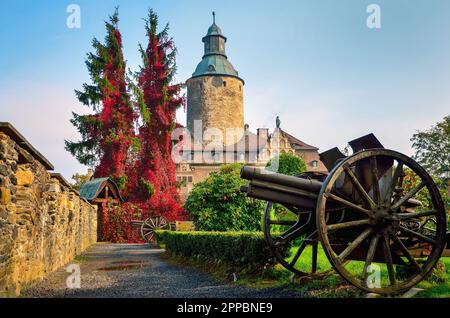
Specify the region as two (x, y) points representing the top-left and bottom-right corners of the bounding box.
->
(126, 10), (187, 225)
(94, 27), (137, 183)
(68, 9), (188, 243)
(66, 9), (137, 190)
(101, 203), (143, 243)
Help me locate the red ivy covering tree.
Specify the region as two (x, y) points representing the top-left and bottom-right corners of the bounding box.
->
(127, 10), (186, 222)
(65, 9), (137, 192)
(67, 9), (187, 242)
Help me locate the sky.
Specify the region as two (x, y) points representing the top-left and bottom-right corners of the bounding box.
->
(1, 0), (450, 181)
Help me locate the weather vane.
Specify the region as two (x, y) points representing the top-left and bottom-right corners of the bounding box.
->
(212, 11), (216, 24)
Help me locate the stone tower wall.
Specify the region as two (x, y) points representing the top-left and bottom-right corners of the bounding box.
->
(0, 130), (97, 297)
(187, 75), (244, 145)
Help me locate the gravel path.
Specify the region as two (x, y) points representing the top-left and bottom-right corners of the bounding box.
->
(21, 243), (303, 298)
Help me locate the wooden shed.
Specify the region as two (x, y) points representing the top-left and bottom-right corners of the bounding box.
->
(79, 178), (124, 241)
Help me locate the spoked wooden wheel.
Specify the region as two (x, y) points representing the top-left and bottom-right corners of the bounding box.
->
(264, 201), (336, 276)
(316, 149), (447, 295)
(141, 216), (170, 243)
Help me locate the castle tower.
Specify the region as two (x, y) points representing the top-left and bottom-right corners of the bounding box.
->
(186, 12), (244, 145)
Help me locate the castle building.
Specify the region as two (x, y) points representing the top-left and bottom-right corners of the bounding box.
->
(177, 13), (326, 200)
(186, 12), (244, 146)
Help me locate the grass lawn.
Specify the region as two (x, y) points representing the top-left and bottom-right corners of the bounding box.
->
(415, 257), (450, 298)
(258, 244), (450, 298)
(159, 229), (449, 297)
(164, 242), (449, 297)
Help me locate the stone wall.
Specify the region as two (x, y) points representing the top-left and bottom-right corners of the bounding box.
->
(186, 75), (244, 145)
(0, 129), (97, 297)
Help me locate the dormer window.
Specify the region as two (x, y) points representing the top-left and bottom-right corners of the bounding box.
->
(208, 65), (216, 72)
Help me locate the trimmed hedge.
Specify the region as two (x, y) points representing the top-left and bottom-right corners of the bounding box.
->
(155, 231), (285, 272)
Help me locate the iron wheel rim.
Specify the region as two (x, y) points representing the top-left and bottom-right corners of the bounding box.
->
(316, 149), (447, 295)
(264, 201), (331, 277)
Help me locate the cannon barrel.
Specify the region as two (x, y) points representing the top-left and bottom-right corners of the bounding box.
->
(240, 166), (323, 194)
(240, 166), (325, 209)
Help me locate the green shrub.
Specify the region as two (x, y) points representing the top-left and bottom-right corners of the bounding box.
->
(183, 163), (265, 231)
(266, 150), (308, 229)
(155, 230), (286, 272)
(266, 152), (307, 176)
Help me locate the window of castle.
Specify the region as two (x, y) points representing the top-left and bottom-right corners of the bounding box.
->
(177, 176), (193, 186)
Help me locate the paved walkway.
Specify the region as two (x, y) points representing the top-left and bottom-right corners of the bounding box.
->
(21, 243), (303, 298)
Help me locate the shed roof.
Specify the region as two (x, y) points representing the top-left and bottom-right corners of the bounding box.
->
(79, 177), (124, 202)
(0, 122), (54, 170)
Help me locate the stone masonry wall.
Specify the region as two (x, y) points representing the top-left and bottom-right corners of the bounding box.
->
(187, 75), (244, 145)
(0, 131), (97, 297)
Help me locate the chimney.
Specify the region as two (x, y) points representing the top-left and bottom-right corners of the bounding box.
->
(257, 128), (269, 158)
(257, 128), (269, 141)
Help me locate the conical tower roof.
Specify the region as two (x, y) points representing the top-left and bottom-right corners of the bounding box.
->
(190, 12), (243, 83)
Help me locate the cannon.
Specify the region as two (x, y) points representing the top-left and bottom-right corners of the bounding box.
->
(241, 134), (448, 295)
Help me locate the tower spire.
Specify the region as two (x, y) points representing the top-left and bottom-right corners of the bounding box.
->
(192, 12), (243, 81)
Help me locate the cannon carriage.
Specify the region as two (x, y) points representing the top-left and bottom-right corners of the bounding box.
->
(241, 134), (448, 295)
